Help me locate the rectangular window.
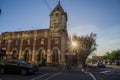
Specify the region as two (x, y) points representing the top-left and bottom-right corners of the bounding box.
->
(26, 39), (30, 45)
(14, 39), (18, 46)
(55, 38), (59, 44)
(41, 38), (44, 45)
(3, 40), (7, 46)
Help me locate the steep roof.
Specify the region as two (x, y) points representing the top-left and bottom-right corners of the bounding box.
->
(1, 28), (49, 37)
(50, 1), (68, 21)
(50, 1), (65, 16)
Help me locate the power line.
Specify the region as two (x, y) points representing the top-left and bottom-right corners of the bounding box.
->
(43, 0), (52, 11)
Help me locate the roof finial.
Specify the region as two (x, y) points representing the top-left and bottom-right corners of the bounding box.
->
(58, 0), (60, 4)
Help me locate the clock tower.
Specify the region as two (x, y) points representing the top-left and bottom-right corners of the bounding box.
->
(49, 1), (68, 32)
(48, 1), (68, 63)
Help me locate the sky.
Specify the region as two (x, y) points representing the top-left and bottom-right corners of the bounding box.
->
(0, 0), (120, 56)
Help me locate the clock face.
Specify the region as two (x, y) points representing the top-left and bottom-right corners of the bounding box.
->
(55, 13), (59, 17)
(54, 12), (60, 19)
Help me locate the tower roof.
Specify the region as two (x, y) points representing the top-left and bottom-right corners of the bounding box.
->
(50, 1), (65, 16)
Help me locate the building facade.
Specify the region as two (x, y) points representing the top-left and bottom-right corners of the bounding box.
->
(0, 2), (68, 64)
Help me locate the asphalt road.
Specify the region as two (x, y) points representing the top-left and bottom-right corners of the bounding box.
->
(88, 65), (120, 80)
(45, 70), (92, 80)
(1, 65), (120, 80)
(0, 66), (92, 80)
(0, 67), (60, 80)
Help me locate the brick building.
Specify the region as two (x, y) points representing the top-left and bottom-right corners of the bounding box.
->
(0, 2), (68, 64)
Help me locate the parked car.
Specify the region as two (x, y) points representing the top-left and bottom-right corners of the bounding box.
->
(97, 62), (106, 68)
(0, 59), (39, 75)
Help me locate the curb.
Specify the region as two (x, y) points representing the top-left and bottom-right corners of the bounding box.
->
(80, 68), (96, 80)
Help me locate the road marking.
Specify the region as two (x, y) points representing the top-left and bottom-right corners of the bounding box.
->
(31, 73), (49, 80)
(88, 72), (96, 80)
(44, 72), (62, 80)
(99, 70), (111, 73)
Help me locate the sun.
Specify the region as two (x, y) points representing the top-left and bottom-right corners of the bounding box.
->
(72, 41), (77, 47)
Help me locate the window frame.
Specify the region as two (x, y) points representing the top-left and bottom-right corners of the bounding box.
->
(40, 38), (44, 45)
(14, 39), (18, 46)
(3, 39), (7, 46)
(26, 39), (30, 45)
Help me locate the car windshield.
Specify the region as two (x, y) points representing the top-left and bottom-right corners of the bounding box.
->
(98, 62), (105, 64)
(18, 60), (28, 64)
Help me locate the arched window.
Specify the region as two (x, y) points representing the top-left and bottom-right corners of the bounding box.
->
(12, 50), (17, 59)
(24, 50), (29, 61)
(52, 49), (58, 63)
(37, 50), (44, 62)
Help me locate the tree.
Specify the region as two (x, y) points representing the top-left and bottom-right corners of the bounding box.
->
(69, 33), (97, 68)
(103, 49), (120, 65)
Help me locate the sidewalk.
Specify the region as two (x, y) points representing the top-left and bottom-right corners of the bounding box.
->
(49, 67), (93, 80)
(106, 64), (120, 69)
(39, 66), (63, 72)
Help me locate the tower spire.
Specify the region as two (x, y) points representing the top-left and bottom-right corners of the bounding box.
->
(58, 0), (60, 4)
(50, 0), (64, 16)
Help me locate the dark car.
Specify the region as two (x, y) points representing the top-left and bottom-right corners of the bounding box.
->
(0, 59), (39, 75)
(97, 62), (106, 68)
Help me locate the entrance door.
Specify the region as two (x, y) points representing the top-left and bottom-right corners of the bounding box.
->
(52, 49), (58, 63)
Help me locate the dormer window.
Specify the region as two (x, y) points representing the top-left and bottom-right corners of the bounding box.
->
(57, 7), (59, 10)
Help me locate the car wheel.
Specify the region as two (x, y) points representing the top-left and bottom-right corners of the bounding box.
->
(20, 69), (27, 75)
(0, 68), (5, 74)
